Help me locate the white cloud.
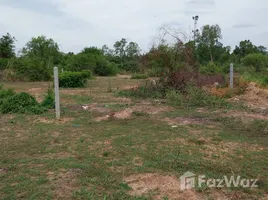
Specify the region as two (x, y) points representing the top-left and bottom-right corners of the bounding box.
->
(0, 0), (267, 53)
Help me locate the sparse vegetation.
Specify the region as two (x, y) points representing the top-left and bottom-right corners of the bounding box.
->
(0, 19), (268, 200)
(0, 77), (268, 199)
(131, 74), (149, 79)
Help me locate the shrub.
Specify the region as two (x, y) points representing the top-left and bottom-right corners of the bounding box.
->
(241, 71), (268, 86)
(0, 88), (16, 105)
(0, 92), (39, 114)
(66, 53), (98, 72)
(122, 60), (140, 72)
(0, 87), (51, 114)
(261, 76), (268, 86)
(41, 89), (55, 109)
(81, 70), (93, 79)
(200, 62), (221, 75)
(0, 58), (8, 70)
(131, 74), (149, 79)
(94, 60), (117, 76)
(5, 57), (51, 81)
(59, 71), (92, 88)
(186, 86), (229, 108)
(148, 67), (165, 77)
(166, 90), (184, 106)
(242, 53), (268, 72)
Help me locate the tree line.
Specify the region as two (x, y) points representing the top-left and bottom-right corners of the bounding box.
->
(0, 24), (267, 81)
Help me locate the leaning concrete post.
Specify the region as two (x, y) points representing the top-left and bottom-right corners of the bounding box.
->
(54, 67), (60, 119)
(230, 63), (234, 88)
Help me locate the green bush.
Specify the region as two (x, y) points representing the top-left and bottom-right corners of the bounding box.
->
(241, 71), (268, 86)
(0, 58), (8, 70)
(94, 60), (117, 76)
(0, 92), (40, 114)
(59, 71), (92, 88)
(166, 87), (229, 108)
(81, 70), (93, 79)
(5, 57), (51, 81)
(148, 67), (165, 77)
(200, 62), (221, 75)
(186, 86), (229, 108)
(261, 76), (268, 86)
(41, 89), (55, 109)
(0, 87), (52, 114)
(242, 53), (268, 72)
(166, 90), (184, 106)
(131, 74), (149, 79)
(0, 88), (16, 105)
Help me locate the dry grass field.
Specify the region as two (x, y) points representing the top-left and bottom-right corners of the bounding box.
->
(1, 76), (268, 200)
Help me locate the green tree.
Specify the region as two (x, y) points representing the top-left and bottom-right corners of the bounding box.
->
(196, 24), (222, 63)
(242, 53), (268, 72)
(81, 47), (102, 55)
(233, 40), (259, 58)
(22, 35), (60, 69)
(102, 45), (114, 56)
(0, 33), (16, 58)
(126, 42), (141, 58)
(113, 38), (127, 67)
(257, 45), (267, 55)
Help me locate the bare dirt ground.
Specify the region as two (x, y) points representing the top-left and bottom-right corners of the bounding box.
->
(231, 82), (268, 110)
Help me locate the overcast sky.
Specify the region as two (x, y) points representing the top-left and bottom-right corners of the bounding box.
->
(0, 0), (267, 53)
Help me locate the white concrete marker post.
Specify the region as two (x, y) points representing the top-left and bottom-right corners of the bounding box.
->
(54, 67), (60, 119)
(230, 63), (234, 88)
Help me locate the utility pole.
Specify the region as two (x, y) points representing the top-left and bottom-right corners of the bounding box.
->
(192, 15), (199, 41)
(54, 67), (60, 120)
(230, 63), (234, 88)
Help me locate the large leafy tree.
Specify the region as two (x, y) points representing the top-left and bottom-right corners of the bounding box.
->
(22, 35), (60, 68)
(126, 42), (141, 58)
(81, 47), (102, 56)
(113, 38), (127, 67)
(233, 40), (258, 58)
(233, 40), (267, 59)
(0, 33), (16, 58)
(196, 24), (222, 63)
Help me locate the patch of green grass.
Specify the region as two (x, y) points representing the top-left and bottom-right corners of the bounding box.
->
(131, 74), (149, 79)
(214, 117), (268, 145)
(242, 71), (268, 86)
(132, 111), (149, 117)
(61, 94), (92, 104)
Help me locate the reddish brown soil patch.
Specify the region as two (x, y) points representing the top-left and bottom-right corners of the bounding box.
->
(27, 88), (46, 102)
(95, 108), (133, 122)
(88, 103), (111, 113)
(133, 104), (173, 115)
(231, 82), (268, 110)
(117, 74), (131, 79)
(124, 173), (201, 200)
(163, 117), (211, 126)
(0, 168), (8, 175)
